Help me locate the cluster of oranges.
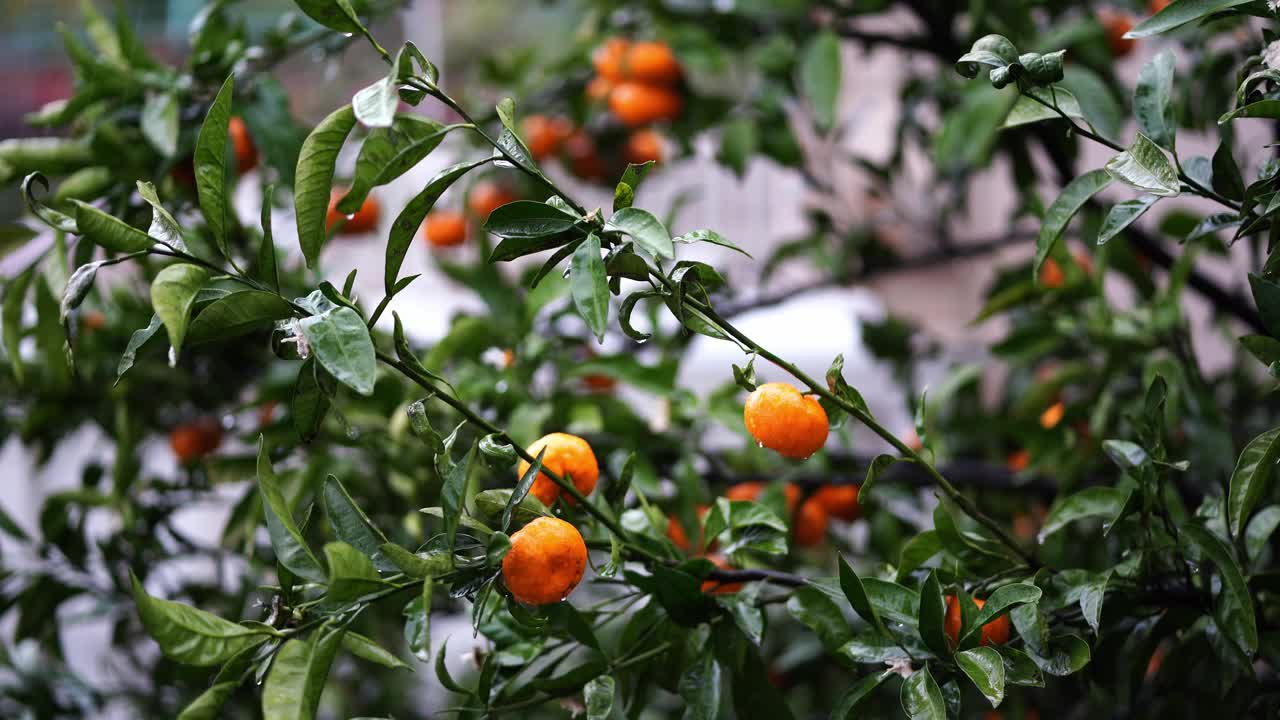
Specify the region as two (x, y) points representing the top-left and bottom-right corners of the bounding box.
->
(519, 37), (680, 183)
(502, 432), (598, 606)
(169, 418), (223, 465)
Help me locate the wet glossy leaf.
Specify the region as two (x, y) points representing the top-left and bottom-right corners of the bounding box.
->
(195, 75), (234, 260)
(261, 625), (344, 720)
(919, 571), (950, 657)
(679, 649), (720, 720)
(324, 541), (388, 603)
(293, 358), (333, 443)
(605, 207), (674, 260)
(955, 646), (1004, 707)
(1183, 524), (1258, 654)
(1129, 0), (1254, 38)
(1098, 195), (1159, 245)
(342, 632), (411, 670)
(150, 263), (208, 358)
(900, 665), (945, 720)
(291, 0), (364, 32)
(300, 306), (376, 396)
(115, 314), (162, 384)
(787, 586), (852, 651)
(1035, 169), (1112, 281)
(1039, 487), (1131, 539)
(187, 291), (293, 344)
(130, 571), (270, 667)
(571, 233), (608, 342)
(257, 438), (325, 583)
(1105, 134), (1179, 197)
(1134, 51), (1176, 149)
(296, 105), (356, 267)
(323, 475), (391, 570)
(176, 681), (238, 720)
(585, 675), (616, 720)
(1227, 426), (1280, 538)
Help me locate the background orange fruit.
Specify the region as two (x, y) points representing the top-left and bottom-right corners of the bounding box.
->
(502, 517), (588, 605)
(228, 116), (257, 174)
(423, 210), (468, 248)
(700, 554), (742, 594)
(327, 190), (380, 234)
(523, 115), (572, 161)
(609, 82), (683, 127)
(467, 181), (515, 221)
(624, 129), (664, 165)
(944, 595), (1011, 647)
(792, 498), (828, 547)
(623, 41), (681, 85)
(813, 485), (860, 521)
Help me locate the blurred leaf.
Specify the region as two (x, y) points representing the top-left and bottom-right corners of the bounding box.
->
(585, 675), (616, 720)
(1040, 487), (1132, 539)
(799, 30), (841, 129)
(1183, 524), (1258, 654)
(1098, 196), (1160, 245)
(1129, 0), (1254, 38)
(261, 624), (344, 720)
(342, 632), (411, 670)
(787, 586), (852, 651)
(678, 649), (720, 720)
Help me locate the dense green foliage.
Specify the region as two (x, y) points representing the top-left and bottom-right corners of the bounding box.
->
(5, 1), (1280, 718)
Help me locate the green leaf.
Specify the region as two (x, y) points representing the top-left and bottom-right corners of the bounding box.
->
(386, 159), (490, 292)
(918, 571), (950, 657)
(585, 675), (616, 720)
(130, 571), (270, 667)
(299, 306), (376, 396)
(73, 201), (153, 252)
(718, 117), (759, 178)
(673, 228), (752, 258)
(115, 314), (162, 384)
(435, 636), (468, 694)
(1183, 524), (1258, 654)
(1227, 427), (1280, 538)
(187, 291), (293, 345)
(486, 200), (578, 238)
(955, 646), (1005, 707)
(196, 75), (235, 261)
(261, 625), (344, 720)
(960, 584), (1041, 646)
(291, 0), (364, 32)
(900, 665), (946, 720)
(403, 582), (433, 663)
(176, 681), (238, 720)
(1220, 99), (1280, 124)
(293, 358), (333, 443)
(997, 646), (1044, 687)
(1098, 195), (1160, 245)
(323, 475), (391, 569)
(831, 671), (892, 719)
(799, 30), (841, 129)
(1128, 0), (1254, 38)
(342, 631), (411, 670)
(339, 116), (451, 213)
(679, 649), (721, 720)
(1040, 487), (1132, 539)
(896, 530), (942, 582)
(380, 543), (451, 579)
(1002, 87), (1085, 128)
(1246, 506), (1280, 562)
(1213, 140), (1245, 202)
(59, 261), (102, 322)
(1134, 51), (1176, 150)
(257, 438), (326, 583)
(1061, 66), (1122, 141)
(137, 181), (184, 249)
(1027, 634), (1091, 676)
(441, 442), (476, 558)
(151, 263), (208, 358)
(838, 554), (888, 637)
(1105, 134), (1180, 197)
(787, 586), (853, 651)
(1249, 274), (1280, 337)
(955, 35), (1020, 80)
(323, 541), (388, 602)
(1078, 570), (1111, 635)
(1035, 169), (1112, 281)
(295, 105), (357, 268)
(605, 207), (674, 259)
(570, 233), (608, 343)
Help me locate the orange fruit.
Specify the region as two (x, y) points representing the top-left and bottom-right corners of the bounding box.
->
(170, 418), (222, 464)
(517, 433), (600, 507)
(624, 129), (664, 166)
(725, 482), (800, 514)
(257, 400), (277, 428)
(1100, 9), (1137, 57)
(592, 37), (631, 82)
(1007, 449), (1030, 472)
(585, 76), (614, 103)
(793, 498), (828, 547)
(563, 129), (606, 181)
(813, 484), (860, 522)
(229, 116), (257, 174)
(609, 82), (683, 127)
(700, 553), (743, 594)
(327, 189), (380, 235)
(1040, 258), (1065, 289)
(743, 382), (829, 459)
(582, 373), (617, 392)
(623, 41), (682, 85)
(467, 181), (515, 222)
(501, 517), (588, 605)
(1040, 401), (1065, 430)
(523, 115), (572, 161)
(667, 515), (690, 550)
(944, 595), (1011, 647)
(80, 311), (106, 332)
(423, 210), (468, 248)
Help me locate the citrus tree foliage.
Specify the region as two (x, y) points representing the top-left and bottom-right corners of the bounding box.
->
(3, 1), (1280, 719)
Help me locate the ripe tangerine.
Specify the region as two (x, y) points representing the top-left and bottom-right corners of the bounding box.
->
(517, 433), (600, 507)
(326, 189), (380, 235)
(423, 210), (468, 248)
(944, 595), (1011, 648)
(743, 382), (829, 459)
(502, 517), (588, 605)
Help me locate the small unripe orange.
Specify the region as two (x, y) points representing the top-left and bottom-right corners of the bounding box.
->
(423, 210), (467, 248)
